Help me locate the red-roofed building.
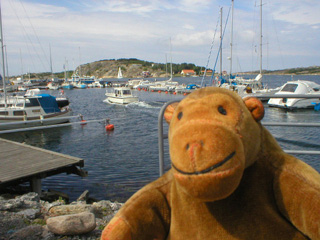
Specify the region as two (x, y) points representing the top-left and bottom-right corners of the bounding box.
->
(201, 70), (213, 76)
(181, 69), (196, 76)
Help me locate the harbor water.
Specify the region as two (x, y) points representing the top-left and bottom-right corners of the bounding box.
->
(1, 75), (320, 202)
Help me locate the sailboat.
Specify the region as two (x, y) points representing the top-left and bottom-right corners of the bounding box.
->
(117, 67), (123, 79)
(225, 0), (277, 100)
(149, 39), (179, 92)
(0, 4), (72, 130)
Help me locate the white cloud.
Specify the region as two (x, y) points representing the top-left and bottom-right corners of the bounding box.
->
(177, 0), (213, 13)
(183, 24), (195, 30)
(268, 0), (320, 25)
(173, 30), (216, 46)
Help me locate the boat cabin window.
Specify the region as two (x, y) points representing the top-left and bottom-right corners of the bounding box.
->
(13, 110), (26, 116)
(0, 111), (8, 115)
(122, 90), (131, 95)
(281, 84), (298, 93)
(25, 98), (40, 107)
(0, 104), (14, 107)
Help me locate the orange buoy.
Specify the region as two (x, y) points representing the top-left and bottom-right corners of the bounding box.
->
(151, 90), (154, 92)
(158, 90), (161, 93)
(105, 118), (114, 131)
(173, 92), (177, 95)
(138, 88), (141, 91)
(144, 89), (147, 91)
(183, 93), (187, 96)
(105, 124), (115, 131)
(165, 91), (168, 94)
(79, 115), (87, 125)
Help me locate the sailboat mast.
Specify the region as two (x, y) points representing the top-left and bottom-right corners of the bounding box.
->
(230, 0), (234, 77)
(79, 46), (81, 77)
(170, 37), (173, 79)
(219, 7), (223, 78)
(64, 58), (67, 81)
(0, 2), (7, 107)
(49, 43), (53, 78)
(165, 53), (168, 78)
(20, 49), (23, 80)
(259, 0), (262, 74)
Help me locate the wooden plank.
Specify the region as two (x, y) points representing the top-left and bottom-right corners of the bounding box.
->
(0, 138), (84, 185)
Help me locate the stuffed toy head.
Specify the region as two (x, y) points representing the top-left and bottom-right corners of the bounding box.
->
(164, 87), (265, 201)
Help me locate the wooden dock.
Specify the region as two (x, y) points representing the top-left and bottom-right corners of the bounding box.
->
(0, 138), (87, 194)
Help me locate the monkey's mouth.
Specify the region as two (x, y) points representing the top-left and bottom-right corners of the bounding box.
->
(172, 151), (236, 175)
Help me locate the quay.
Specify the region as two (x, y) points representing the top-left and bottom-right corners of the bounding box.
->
(0, 138), (87, 194)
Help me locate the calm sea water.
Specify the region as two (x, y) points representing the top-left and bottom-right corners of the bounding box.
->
(1, 75), (320, 202)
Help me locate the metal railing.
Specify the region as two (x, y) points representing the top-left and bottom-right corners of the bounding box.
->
(158, 94), (320, 176)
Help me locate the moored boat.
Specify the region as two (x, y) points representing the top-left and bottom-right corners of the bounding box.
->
(61, 81), (74, 90)
(47, 82), (60, 90)
(267, 80), (320, 109)
(0, 93), (72, 130)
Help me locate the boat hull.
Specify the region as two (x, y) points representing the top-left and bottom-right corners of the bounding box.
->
(268, 98), (320, 110)
(106, 96), (138, 104)
(0, 109), (72, 130)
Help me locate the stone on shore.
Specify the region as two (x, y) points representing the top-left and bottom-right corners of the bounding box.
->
(48, 204), (93, 217)
(46, 212), (96, 235)
(8, 225), (47, 240)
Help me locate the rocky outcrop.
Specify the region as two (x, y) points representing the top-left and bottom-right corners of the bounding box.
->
(0, 192), (122, 240)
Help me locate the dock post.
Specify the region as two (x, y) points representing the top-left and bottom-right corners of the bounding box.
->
(30, 177), (42, 194)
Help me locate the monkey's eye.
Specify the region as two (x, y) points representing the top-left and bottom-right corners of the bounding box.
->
(177, 112), (183, 120)
(218, 106), (227, 115)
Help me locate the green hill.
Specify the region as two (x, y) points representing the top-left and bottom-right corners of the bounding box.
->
(10, 58), (320, 80)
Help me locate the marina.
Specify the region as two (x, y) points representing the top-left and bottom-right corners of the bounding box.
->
(1, 75), (320, 203)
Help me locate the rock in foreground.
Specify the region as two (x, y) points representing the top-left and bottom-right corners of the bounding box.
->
(0, 192), (122, 240)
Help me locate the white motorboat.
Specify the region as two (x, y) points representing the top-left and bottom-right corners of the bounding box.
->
(88, 80), (104, 88)
(133, 80), (155, 90)
(0, 92), (72, 130)
(267, 80), (320, 109)
(104, 87), (138, 104)
(149, 78), (179, 92)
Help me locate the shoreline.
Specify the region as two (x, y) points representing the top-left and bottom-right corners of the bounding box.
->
(0, 191), (121, 240)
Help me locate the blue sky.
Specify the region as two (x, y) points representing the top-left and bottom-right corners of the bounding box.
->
(1, 0), (319, 76)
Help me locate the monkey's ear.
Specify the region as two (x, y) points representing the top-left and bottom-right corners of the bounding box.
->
(244, 97), (264, 121)
(164, 102), (179, 124)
